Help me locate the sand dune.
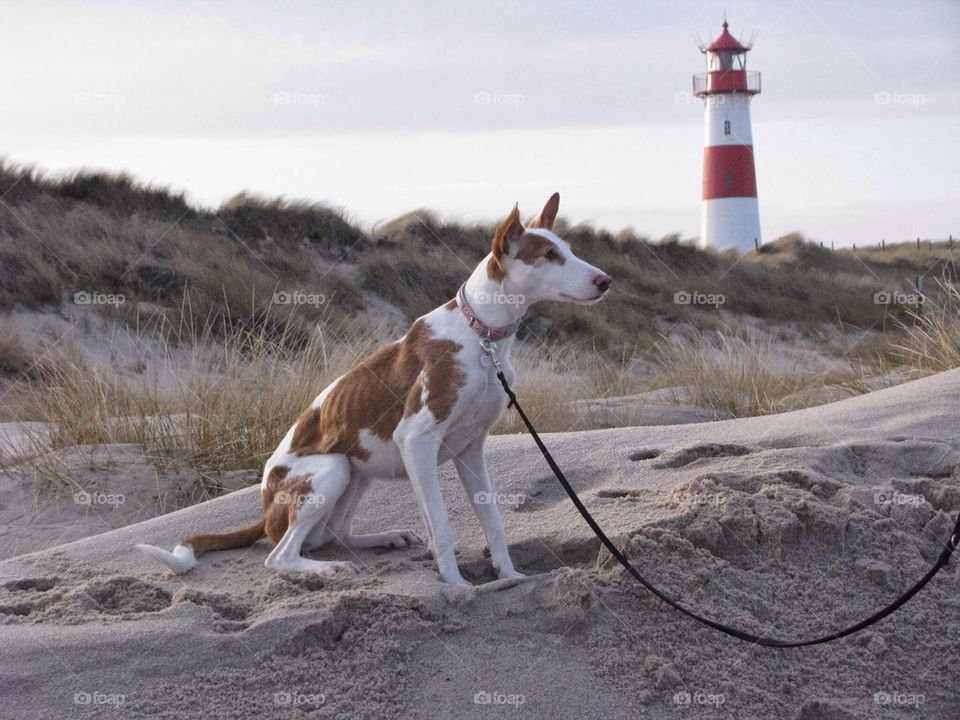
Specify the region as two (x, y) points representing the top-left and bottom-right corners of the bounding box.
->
(1, 370), (958, 718)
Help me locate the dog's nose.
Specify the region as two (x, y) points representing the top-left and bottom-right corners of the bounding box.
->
(593, 274), (612, 293)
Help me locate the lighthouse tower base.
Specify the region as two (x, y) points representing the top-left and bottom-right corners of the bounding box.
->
(699, 197), (761, 253)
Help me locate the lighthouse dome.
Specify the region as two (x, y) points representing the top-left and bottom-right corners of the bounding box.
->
(706, 20), (749, 53)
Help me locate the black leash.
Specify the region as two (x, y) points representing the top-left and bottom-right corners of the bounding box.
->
(495, 369), (960, 648)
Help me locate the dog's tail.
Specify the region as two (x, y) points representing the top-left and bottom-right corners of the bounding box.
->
(136, 519), (265, 575)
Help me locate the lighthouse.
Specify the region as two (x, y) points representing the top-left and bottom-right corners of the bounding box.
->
(694, 19), (762, 252)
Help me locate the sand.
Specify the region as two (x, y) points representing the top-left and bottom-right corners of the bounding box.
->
(1, 369), (958, 719)
(0, 443), (255, 561)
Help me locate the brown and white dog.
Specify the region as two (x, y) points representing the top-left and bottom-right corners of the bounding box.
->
(137, 194), (611, 586)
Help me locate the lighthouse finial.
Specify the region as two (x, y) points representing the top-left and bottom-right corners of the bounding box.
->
(722, 11), (728, 30)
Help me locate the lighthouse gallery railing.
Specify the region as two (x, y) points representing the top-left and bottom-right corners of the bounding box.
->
(693, 70), (761, 97)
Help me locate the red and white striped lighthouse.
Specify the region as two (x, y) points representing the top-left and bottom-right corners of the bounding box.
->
(694, 19), (761, 252)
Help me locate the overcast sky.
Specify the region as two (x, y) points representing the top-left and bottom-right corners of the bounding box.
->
(1, 0), (957, 244)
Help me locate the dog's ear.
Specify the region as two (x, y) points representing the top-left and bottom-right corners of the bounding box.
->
(528, 192), (560, 231)
(492, 203), (524, 259)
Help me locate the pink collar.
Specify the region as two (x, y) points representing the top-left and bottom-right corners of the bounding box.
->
(455, 283), (522, 342)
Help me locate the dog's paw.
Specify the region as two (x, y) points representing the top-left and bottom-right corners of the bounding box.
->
(387, 529), (423, 548)
(345, 530), (424, 550)
(320, 561), (360, 577)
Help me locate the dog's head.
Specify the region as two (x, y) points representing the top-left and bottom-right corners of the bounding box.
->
(486, 193), (611, 305)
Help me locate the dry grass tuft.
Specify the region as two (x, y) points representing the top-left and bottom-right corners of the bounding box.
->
(0, 321), (36, 378)
(894, 280), (960, 372)
(0, 319), (56, 381)
(218, 192), (366, 257)
(648, 328), (870, 418)
(18, 320), (386, 485)
(493, 341), (647, 433)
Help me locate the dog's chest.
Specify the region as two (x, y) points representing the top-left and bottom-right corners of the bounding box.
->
(458, 364), (511, 426)
(434, 370), (507, 462)
(451, 353), (514, 424)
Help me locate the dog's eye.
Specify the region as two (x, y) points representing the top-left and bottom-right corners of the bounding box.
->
(544, 249), (559, 261)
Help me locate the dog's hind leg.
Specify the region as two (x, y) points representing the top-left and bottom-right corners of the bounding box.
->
(262, 454), (359, 576)
(301, 472), (364, 550)
(321, 473), (423, 550)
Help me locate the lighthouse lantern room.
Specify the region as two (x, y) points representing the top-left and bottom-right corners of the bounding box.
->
(694, 19), (762, 252)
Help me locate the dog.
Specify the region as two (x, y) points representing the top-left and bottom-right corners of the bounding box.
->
(137, 193), (611, 586)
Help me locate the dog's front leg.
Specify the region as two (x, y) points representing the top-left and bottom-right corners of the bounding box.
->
(397, 435), (470, 587)
(454, 435), (524, 580)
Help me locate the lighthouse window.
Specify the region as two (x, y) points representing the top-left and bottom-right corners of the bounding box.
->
(724, 120), (731, 135)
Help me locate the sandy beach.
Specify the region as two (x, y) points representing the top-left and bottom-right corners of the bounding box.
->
(1, 369), (957, 719)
